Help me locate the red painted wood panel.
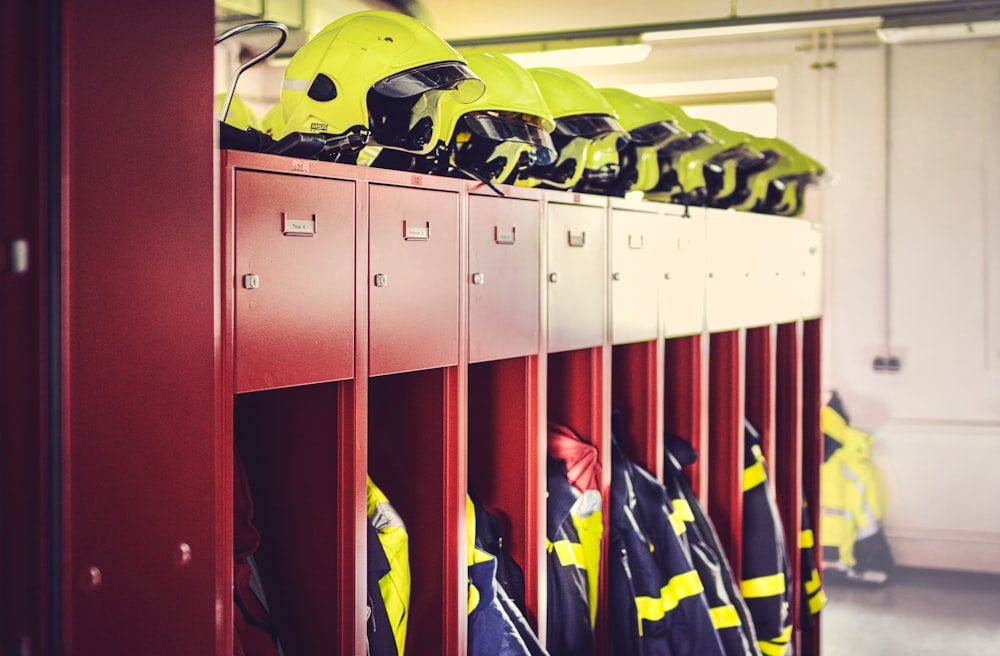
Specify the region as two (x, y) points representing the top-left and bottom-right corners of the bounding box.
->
(369, 185), (460, 376)
(233, 171), (355, 392)
(62, 1), (219, 654)
(708, 330), (745, 578)
(468, 195), (540, 363)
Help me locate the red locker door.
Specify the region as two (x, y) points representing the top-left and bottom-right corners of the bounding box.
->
(369, 184), (461, 376)
(468, 193), (540, 363)
(546, 200), (607, 353)
(234, 171), (356, 393)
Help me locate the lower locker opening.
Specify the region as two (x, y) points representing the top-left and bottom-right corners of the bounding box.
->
(234, 381), (346, 655)
(367, 367), (454, 655)
(611, 340), (660, 478)
(467, 356), (541, 632)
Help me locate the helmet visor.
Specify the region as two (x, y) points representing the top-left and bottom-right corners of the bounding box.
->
(553, 114), (628, 141)
(629, 120), (681, 147)
(373, 61), (486, 103)
(463, 111), (557, 166)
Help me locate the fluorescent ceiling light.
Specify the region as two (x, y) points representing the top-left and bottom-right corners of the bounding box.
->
(876, 20), (1000, 43)
(622, 76), (779, 99)
(506, 43), (651, 68)
(641, 16), (882, 41)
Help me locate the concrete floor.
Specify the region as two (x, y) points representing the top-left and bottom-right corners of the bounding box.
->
(820, 566), (1000, 655)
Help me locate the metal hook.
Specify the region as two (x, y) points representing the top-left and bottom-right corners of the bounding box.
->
(214, 20), (288, 124)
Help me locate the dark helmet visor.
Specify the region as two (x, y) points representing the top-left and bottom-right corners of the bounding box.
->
(463, 111), (557, 166)
(373, 61), (485, 103)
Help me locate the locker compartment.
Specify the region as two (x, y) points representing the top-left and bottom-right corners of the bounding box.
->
(234, 382), (357, 655)
(369, 184), (461, 376)
(706, 330), (745, 577)
(546, 346), (611, 648)
(367, 368), (465, 655)
(660, 208), (707, 338)
(663, 334), (707, 499)
(468, 194), (541, 363)
(546, 198), (608, 353)
(801, 223), (824, 320)
(609, 205), (662, 345)
(705, 209), (754, 332)
(233, 171), (355, 393)
(612, 341), (662, 479)
(467, 356), (546, 635)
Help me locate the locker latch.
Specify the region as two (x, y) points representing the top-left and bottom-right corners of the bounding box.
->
(472, 272), (485, 285)
(2, 239), (28, 275)
(243, 274), (260, 289)
(374, 273), (389, 288)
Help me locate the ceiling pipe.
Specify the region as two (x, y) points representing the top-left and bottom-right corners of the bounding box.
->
(446, 0), (1000, 47)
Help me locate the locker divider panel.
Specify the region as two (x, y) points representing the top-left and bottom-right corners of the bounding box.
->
(368, 184), (460, 376)
(663, 334), (708, 500)
(367, 367), (467, 655)
(468, 193), (541, 363)
(467, 356), (546, 637)
(707, 329), (745, 578)
(801, 319), (823, 656)
(611, 340), (664, 480)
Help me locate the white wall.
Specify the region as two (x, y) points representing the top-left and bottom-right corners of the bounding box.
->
(827, 39), (1000, 573)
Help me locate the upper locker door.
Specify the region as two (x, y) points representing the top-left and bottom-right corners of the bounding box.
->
(546, 196), (608, 353)
(610, 202), (663, 345)
(468, 193), (541, 363)
(368, 183), (461, 376)
(661, 205), (707, 338)
(233, 170), (356, 393)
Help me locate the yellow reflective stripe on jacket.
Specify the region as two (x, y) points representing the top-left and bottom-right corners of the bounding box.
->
(709, 604), (742, 630)
(368, 477), (410, 656)
(759, 640), (791, 656)
(672, 498), (695, 523)
(800, 527), (815, 549)
(741, 572), (786, 598)
(743, 460), (767, 491)
(803, 567), (822, 594)
(668, 507), (687, 537)
(758, 624), (793, 655)
(808, 587), (828, 614)
(547, 538), (586, 569)
(634, 570), (705, 635)
(572, 501), (604, 628)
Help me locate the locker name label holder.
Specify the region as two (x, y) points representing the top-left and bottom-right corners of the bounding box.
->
(495, 226), (516, 245)
(283, 213), (317, 237)
(404, 221), (430, 241)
